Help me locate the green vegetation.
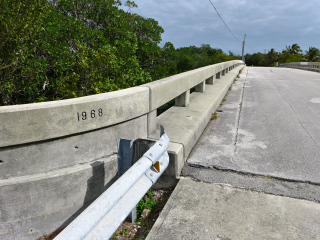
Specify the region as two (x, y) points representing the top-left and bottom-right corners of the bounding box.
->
(245, 43), (320, 67)
(0, 0), (239, 106)
(136, 190), (157, 218)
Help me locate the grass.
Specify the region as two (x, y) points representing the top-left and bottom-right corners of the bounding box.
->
(211, 113), (217, 120)
(110, 188), (174, 240)
(136, 190), (157, 218)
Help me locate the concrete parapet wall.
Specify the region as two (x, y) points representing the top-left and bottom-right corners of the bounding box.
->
(143, 60), (241, 111)
(149, 65), (244, 165)
(279, 62), (320, 73)
(0, 87), (149, 147)
(0, 60), (244, 239)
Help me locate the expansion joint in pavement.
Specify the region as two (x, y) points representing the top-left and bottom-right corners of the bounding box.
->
(183, 163), (320, 204)
(187, 163), (320, 186)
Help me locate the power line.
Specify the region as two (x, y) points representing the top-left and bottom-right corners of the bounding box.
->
(208, 0), (240, 42)
(245, 43), (256, 53)
(208, 0), (257, 53)
(244, 41), (258, 53)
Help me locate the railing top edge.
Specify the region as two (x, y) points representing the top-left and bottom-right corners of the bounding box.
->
(0, 86), (148, 112)
(143, 60), (243, 87)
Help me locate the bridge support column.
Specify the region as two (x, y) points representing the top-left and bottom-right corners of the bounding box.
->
(175, 90), (190, 107)
(195, 81), (206, 92)
(216, 72), (221, 79)
(206, 76), (215, 85)
(147, 110), (157, 136)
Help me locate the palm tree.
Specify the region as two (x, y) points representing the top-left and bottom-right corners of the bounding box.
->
(285, 44), (302, 54)
(265, 48), (278, 66)
(305, 47), (320, 62)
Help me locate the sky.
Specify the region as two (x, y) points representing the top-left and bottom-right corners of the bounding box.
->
(121, 0), (320, 55)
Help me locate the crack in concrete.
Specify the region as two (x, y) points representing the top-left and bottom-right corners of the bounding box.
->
(184, 175), (320, 204)
(231, 68), (249, 161)
(185, 68), (320, 204)
(188, 163), (320, 186)
(269, 80), (320, 151)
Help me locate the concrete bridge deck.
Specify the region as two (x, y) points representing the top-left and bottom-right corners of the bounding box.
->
(147, 67), (320, 239)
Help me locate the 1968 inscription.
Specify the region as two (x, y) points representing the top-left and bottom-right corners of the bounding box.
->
(77, 108), (103, 121)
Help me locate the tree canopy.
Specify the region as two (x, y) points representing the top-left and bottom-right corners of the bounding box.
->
(0, 0), (239, 106)
(245, 43), (320, 67)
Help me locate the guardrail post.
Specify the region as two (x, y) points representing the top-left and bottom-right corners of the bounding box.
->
(206, 76), (215, 85)
(117, 139), (137, 222)
(222, 70), (225, 76)
(117, 137), (159, 223)
(195, 81), (206, 92)
(175, 90), (190, 107)
(226, 68), (229, 74)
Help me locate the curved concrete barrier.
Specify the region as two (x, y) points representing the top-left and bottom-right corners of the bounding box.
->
(0, 60), (244, 239)
(0, 87), (149, 147)
(280, 62), (320, 72)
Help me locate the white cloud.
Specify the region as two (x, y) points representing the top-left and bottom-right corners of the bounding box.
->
(121, 0), (320, 54)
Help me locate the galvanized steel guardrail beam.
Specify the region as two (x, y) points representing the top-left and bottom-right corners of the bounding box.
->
(54, 130), (170, 240)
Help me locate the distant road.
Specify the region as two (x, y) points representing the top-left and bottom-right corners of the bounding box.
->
(187, 66), (320, 184)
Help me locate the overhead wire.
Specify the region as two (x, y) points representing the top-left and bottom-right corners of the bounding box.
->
(207, 0), (241, 43)
(208, 0), (257, 53)
(245, 42), (257, 53)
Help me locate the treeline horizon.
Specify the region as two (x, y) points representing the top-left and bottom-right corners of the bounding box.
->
(0, 0), (239, 106)
(245, 44), (320, 67)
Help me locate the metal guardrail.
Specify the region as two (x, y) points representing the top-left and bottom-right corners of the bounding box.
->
(54, 129), (170, 240)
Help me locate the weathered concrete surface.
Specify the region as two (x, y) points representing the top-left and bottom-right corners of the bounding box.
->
(0, 61), (243, 239)
(188, 67), (320, 183)
(0, 115), (147, 179)
(0, 155), (117, 240)
(148, 67), (320, 240)
(0, 114), (147, 239)
(147, 178), (320, 240)
(182, 165), (320, 203)
(143, 61), (243, 111)
(152, 65), (244, 188)
(0, 86), (149, 147)
(149, 66), (244, 159)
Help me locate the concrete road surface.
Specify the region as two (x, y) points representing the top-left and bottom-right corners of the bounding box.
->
(188, 67), (320, 183)
(148, 178), (320, 240)
(147, 67), (320, 240)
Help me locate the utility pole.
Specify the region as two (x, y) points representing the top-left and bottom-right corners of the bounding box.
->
(242, 34), (246, 62)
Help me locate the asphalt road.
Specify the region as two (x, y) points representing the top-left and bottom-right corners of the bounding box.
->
(187, 67), (320, 184)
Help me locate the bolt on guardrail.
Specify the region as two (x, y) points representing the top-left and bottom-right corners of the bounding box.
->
(54, 126), (170, 240)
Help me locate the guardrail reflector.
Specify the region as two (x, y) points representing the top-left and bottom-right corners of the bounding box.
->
(154, 161), (160, 173)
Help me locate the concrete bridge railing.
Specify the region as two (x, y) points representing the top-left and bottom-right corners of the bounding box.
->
(0, 60), (244, 239)
(280, 62), (320, 72)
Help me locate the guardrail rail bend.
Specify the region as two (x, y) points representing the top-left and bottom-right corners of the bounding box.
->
(54, 129), (170, 240)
